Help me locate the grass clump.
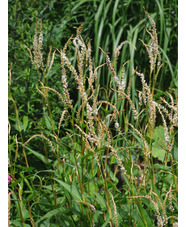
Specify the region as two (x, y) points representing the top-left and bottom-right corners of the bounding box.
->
(8, 9), (178, 227)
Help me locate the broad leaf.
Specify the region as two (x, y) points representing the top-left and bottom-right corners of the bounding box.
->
(93, 191), (106, 210)
(23, 115), (28, 131)
(54, 179), (82, 201)
(151, 126), (170, 162)
(24, 145), (52, 164)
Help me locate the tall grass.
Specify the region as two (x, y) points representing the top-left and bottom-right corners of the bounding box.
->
(67, 0), (177, 90)
(8, 9), (178, 227)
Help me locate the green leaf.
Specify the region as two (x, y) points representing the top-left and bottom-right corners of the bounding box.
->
(151, 126), (169, 162)
(122, 172), (132, 192)
(139, 206), (153, 226)
(24, 145), (52, 164)
(36, 207), (64, 224)
(54, 179), (82, 201)
(153, 91), (166, 98)
(100, 106), (111, 114)
(14, 120), (23, 132)
(151, 163), (171, 171)
(154, 185), (164, 205)
(10, 220), (31, 227)
(45, 112), (52, 130)
(93, 210), (103, 224)
(106, 165), (118, 183)
(11, 189), (30, 221)
(93, 191), (106, 209)
(14, 165), (34, 172)
(64, 189), (72, 204)
(110, 155), (116, 165)
(141, 198), (156, 214)
(101, 216), (110, 227)
(91, 159), (98, 178)
(130, 131), (143, 147)
(23, 115), (28, 131)
(144, 136), (155, 144)
(152, 147), (166, 162)
(87, 181), (96, 193)
(173, 146), (178, 161)
(131, 204), (146, 227)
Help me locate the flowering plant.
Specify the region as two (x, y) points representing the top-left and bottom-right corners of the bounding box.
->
(8, 175), (12, 185)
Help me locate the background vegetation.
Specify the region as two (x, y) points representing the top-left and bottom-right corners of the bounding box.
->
(8, 0), (178, 226)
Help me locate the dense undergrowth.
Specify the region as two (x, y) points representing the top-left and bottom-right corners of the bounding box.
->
(8, 1), (178, 227)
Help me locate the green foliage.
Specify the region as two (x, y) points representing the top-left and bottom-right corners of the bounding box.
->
(8, 0), (178, 226)
(151, 126), (169, 162)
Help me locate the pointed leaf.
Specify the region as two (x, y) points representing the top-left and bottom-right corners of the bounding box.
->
(23, 115), (28, 131)
(54, 179), (82, 201)
(36, 207), (64, 224)
(93, 192), (106, 209)
(24, 145), (52, 164)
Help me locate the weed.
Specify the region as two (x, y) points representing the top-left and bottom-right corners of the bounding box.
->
(9, 9), (178, 227)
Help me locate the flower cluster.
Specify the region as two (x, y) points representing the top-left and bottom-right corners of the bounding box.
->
(33, 19), (43, 70)
(8, 175), (12, 184)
